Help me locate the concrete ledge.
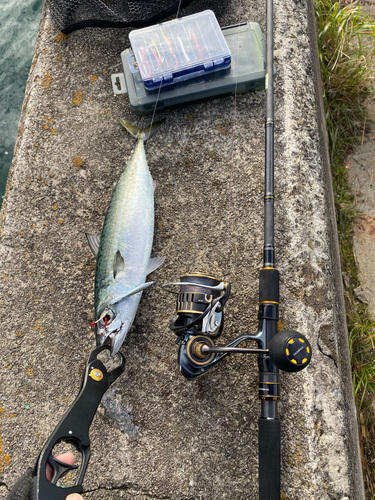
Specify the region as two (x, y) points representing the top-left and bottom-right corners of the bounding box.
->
(0, 0), (364, 498)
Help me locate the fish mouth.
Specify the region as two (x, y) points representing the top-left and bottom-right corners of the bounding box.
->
(97, 323), (128, 356)
(100, 335), (113, 349)
(97, 329), (120, 356)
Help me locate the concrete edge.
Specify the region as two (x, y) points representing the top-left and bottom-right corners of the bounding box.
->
(306, 0), (365, 497)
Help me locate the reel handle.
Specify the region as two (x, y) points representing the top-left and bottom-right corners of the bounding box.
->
(269, 330), (312, 372)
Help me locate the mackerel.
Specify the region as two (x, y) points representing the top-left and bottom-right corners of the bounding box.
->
(86, 119), (165, 355)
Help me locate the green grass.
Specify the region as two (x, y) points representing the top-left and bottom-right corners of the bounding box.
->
(316, 0), (375, 162)
(315, 0), (375, 497)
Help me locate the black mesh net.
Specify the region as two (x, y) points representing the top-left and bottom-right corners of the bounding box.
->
(47, 0), (197, 34)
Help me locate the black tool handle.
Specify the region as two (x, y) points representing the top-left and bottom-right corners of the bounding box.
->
(259, 418), (281, 500)
(6, 345), (125, 500)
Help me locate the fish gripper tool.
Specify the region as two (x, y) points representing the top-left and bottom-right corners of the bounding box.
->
(6, 345), (125, 500)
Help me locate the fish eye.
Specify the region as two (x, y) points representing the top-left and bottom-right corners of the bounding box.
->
(100, 308), (115, 327)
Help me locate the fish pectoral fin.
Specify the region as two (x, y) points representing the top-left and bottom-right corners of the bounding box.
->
(113, 250), (126, 279)
(86, 233), (101, 259)
(147, 256), (166, 275)
(109, 281), (155, 305)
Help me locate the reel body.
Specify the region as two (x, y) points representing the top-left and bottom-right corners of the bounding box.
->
(163, 273), (231, 379)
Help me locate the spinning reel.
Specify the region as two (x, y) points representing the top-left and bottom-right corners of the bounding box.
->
(162, 273), (312, 382)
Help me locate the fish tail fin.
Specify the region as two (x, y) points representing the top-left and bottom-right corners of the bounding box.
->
(120, 118), (165, 142)
(141, 118), (165, 141)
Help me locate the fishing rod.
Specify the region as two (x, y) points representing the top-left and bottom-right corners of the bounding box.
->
(162, 0), (312, 498)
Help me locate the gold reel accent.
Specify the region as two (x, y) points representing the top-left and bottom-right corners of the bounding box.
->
(181, 272), (221, 281)
(186, 336), (215, 366)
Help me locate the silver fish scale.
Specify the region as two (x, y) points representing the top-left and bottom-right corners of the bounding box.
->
(95, 138), (154, 313)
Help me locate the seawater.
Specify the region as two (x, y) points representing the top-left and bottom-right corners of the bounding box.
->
(0, 0), (44, 205)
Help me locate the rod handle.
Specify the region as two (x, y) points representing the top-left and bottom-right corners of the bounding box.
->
(259, 269), (279, 303)
(259, 417), (281, 500)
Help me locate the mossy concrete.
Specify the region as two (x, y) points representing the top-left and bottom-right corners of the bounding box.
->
(0, 0), (364, 498)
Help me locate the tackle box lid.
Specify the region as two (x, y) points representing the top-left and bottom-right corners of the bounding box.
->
(128, 10), (231, 90)
(112, 22), (276, 115)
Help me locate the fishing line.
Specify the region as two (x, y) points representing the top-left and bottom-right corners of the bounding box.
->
(96, 0), (126, 21)
(145, 0), (241, 253)
(176, 0), (183, 18)
(224, 0), (242, 282)
(146, 0), (182, 144)
(145, 79), (163, 154)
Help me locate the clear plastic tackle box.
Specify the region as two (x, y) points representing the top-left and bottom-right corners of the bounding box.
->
(128, 10), (231, 90)
(111, 22), (276, 115)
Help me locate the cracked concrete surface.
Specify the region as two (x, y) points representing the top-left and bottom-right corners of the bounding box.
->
(0, 0), (364, 498)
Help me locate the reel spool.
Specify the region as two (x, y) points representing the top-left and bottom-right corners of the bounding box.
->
(162, 273), (231, 379)
(162, 273), (231, 340)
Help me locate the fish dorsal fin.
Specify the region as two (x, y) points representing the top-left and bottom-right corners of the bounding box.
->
(109, 281), (155, 305)
(114, 250), (125, 279)
(86, 233), (101, 259)
(147, 256), (166, 275)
